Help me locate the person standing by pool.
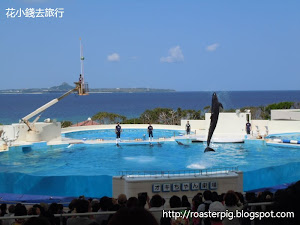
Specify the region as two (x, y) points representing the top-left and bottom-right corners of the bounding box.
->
(186, 121), (191, 135)
(115, 122), (122, 144)
(246, 120), (251, 135)
(148, 123), (153, 142)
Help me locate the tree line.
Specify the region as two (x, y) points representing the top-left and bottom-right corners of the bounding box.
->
(59, 101), (300, 127)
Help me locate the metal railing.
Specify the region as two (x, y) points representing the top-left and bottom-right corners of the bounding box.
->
(0, 202), (276, 222)
(119, 167), (239, 177)
(0, 207), (187, 221)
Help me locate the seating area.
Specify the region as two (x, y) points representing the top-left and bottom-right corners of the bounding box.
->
(0, 180), (299, 225)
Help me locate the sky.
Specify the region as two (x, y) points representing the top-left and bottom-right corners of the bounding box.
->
(0, 0), (299, 91)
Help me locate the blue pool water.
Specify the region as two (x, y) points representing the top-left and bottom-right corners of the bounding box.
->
(266, 132), (300, 141)
(64, 129), (184, 140)
(1, 130), (300, 197)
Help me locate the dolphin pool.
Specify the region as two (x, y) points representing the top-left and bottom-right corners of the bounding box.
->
(1, 129), (300, 197)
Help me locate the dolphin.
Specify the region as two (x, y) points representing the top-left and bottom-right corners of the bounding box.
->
(176, 141), (185, 145)
(205, 92), (223, 152)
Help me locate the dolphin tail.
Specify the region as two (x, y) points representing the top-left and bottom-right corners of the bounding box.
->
(204, 147), (215, 152)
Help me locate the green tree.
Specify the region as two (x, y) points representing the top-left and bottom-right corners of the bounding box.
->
(123, 118), (143, 124)
(92, 112), (126, 124)
(203, 105), (211, 113)
(61, 121), (73, 128)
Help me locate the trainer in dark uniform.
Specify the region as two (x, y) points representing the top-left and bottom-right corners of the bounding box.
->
(148, 123), (153, 141)
(186, 121), (191, 135)
(115, 122), (122, 144)
(246, 121), (251, 134)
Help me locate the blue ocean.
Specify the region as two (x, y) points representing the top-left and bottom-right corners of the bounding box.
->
(0, 91), (300, 124)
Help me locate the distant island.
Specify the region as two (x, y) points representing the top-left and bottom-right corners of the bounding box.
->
(0, 82), (176, 94)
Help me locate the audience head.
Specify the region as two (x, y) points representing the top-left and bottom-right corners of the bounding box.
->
(14, 203), (27, 224)
(126, 197), (139, 208)
(211, 191), (219, 202)
(138, 195), (147, 208)
(0, 203), (7, 215)
(118, 194), (127, 206)
(33, 204), (43, 215)
(75, 199), (91, 213)
(48, 203), (59, 214)
(8, 204), (15, 214)
(181, 195), (191, 208)
(40, 202), (49, 212)
(203, 190), (212, 201)
(100, 196), (113, 211)
(192, 195), (202, 210)
(108, 207), (158, 225)
(150, 194), (163, 208)
(224, 190), (238, 206)
(169, 195), (181, 208)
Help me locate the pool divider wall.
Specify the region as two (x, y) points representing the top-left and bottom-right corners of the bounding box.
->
(113, 171), (243, 202)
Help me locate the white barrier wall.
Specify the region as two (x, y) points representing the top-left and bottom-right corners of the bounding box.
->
(181, 112), (251, 136)
(180, 120), (206, 135)
(251, 120), (269, 136)
(252, 120), (300, 135)
(113, 171), (243, 200)
(206, 113), (250, 135)
(271, 109), (300, 121)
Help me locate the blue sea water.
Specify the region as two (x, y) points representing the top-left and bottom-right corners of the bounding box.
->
(0, 91), (300, 124)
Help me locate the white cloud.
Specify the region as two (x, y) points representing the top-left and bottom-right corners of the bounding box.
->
(206, 43), (220, 52)
(160, 46), (184, 63)
(107, 53), (120, 62)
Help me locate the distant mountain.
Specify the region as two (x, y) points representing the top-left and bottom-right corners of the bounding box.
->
(0, 83), (175, 93)
(49, 82), (75, 91)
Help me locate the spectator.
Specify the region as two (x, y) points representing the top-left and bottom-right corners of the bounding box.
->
(197, 190), (213, 225)
(192, 195), (202, 225)
(137, 195), (147, 208)
(108, 207), (158, 225)
(68, 199), (78, 213)
(13, 203), (27, 225)
(0, 204), (7, 217)
(209, 201), (225, 225)
(2, 205), (15, 225)
(169, 195), (182, 208)
(161, 195), (182, 225)
(182, 195), (191, 208)
(117, 194), (127, 208)
(67, 199), (99, 225)
(223, 191), (242, 225)
(212, 192), (219, 202)
(95, 197), (113, 225)
(126, 197), (139, 208)
(149, 194), (164, 224)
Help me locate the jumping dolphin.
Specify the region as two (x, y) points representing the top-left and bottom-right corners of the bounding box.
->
(205, 92), (223, 152)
